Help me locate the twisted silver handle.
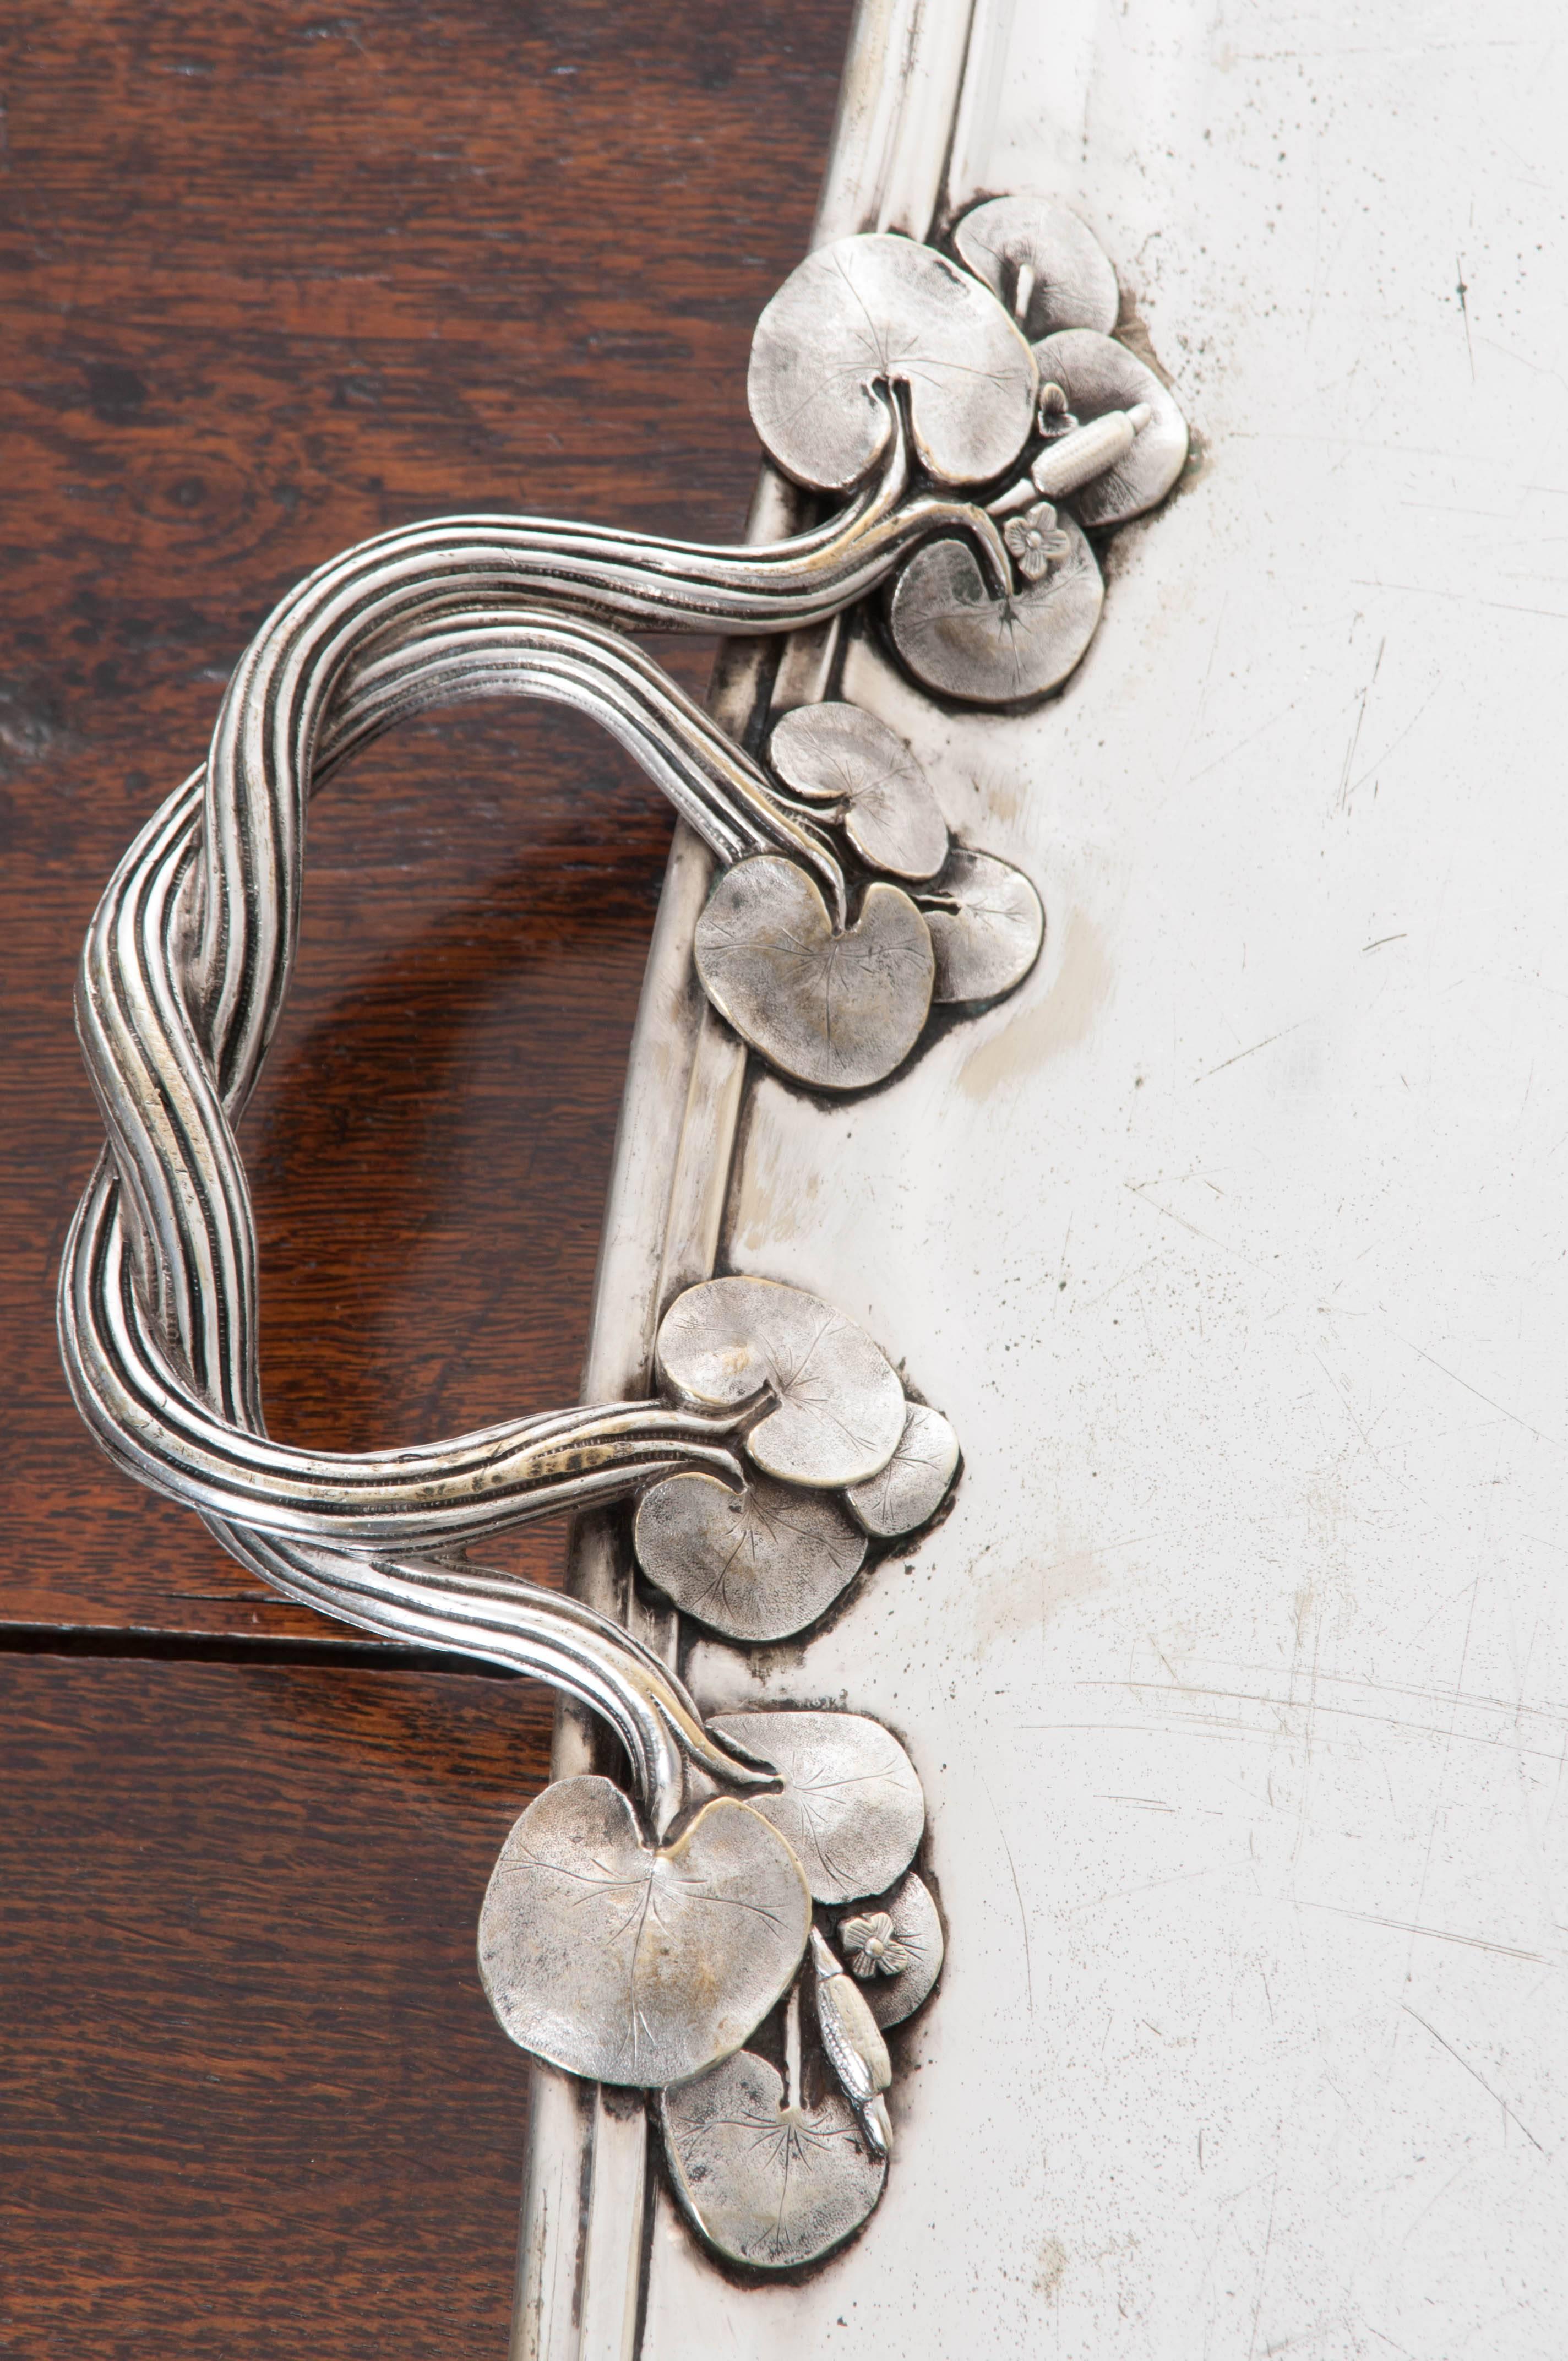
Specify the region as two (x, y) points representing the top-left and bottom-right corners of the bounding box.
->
(58, 433), (997, 1830)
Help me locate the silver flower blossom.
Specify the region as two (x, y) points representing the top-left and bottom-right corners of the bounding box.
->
(839, 1910), (914, 1979)
(1003, 499), (1073, 583)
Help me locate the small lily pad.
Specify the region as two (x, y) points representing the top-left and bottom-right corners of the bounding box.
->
(952, 195), (1119, 337)
(477, 1776), (810, 2087)
(767, 703), (949, 883)
(918, 849), (1044, 1004)
(656, 1276), (908, 1489)
(709, 1710), (925, 1905)
(695, 853), (934, 1093)
(1032, 328), (1188, 527)
(840, 1871), (945, 2028)
(634, 1472), (866, 1642)
(845, 1402), (961, 1536)
(748, 231), (1038, 492)
(886, 514), (1103, 704)
(661, 2049), (885, 2270)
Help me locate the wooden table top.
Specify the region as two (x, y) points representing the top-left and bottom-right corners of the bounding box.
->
(0, 2), (848, 2347)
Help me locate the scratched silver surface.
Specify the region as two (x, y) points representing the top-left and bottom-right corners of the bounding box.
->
(640, 0), (1568, 2352)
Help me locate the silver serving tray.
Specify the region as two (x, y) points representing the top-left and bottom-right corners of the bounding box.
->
(59, 0), (1567, 2352)
(524, 2), (1568, 2353)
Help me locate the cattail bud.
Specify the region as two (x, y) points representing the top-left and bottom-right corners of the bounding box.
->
(1030, 402), (1151, 498)
(811, 1927), (894, 2155)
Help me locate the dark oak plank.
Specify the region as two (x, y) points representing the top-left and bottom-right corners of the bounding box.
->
(0, 0), (850, 1637)
(0, 1652), (553, 2358)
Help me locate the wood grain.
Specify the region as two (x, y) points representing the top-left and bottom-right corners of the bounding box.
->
(0, 0), (850, 1639)
(0, 1652), (553, 2357)
(0, 8), (849, 2347)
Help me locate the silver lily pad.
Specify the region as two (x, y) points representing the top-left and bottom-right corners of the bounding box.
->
(840, 1870), (945, 2028)
(952, 195), (1119, 337)
(748, 231), (1038, 493)
(768, 701), (949, 883)
(886, 513), (1104, 704)
(661, 2048), (885, 2271)
(709, 1710), (925, 1905)
(694, 854), (934, 1094)
(477, 1776), (810, 2088)
(633, 1471), (867, 1642)
(844, 1402), (961, 1536)
(918, 849), (1044, 1004)
(656, 1276), (908, 1489)
(1032, 328), (1188, 527)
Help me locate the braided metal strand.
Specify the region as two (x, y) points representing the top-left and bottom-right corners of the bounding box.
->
(56, 629), (845, 1827)
(58, 450), (1006, 1825)
(190, 406), (1008, 1116)
(69, 616), (847, 1455)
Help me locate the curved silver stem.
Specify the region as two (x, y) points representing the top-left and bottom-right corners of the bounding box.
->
(205, 1522), (770, 1838)
(58, 422), (1004, 1836)
(192, 400), (1009, 1116)
(65, 614), (852, 1467)
(62, 1163), (749, 1549)
(340, 610), (849, 926)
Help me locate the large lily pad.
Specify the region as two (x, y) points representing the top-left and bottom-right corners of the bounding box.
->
(886, 513), (1103, 705)
(918, 850), (1044, 1005)
(709, 1710), (925, 1905)
(839, 1870), (945, 2028)
(748, 231), (1038, 493)
(952, 195), (1119, 337)
(477, 1776), (810, 2087)
(1033, 328), (1188, 527)
(767, 702), (949, 883)
(634, 1471), (866, 1642)
(661, 2049), (885, 2270)
(656, 1276), (908, 1489)
(845, 1402), (961, 1536)
(695, 854), (934, 1093)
